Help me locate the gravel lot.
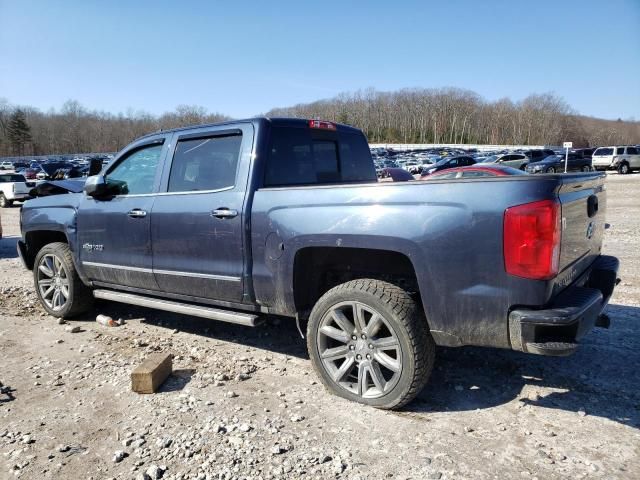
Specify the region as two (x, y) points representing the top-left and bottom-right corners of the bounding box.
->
(1, 174), (639, 480)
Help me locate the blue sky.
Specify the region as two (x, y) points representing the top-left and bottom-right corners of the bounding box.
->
(1, 0), (638, 120)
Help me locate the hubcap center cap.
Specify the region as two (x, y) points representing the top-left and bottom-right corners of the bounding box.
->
(354, 339), (371, 356)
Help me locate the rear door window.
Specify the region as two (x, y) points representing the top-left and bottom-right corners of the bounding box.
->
(616, 147), (626, 155)
(168, 134), (242, 192)
(626, 147), (638, 155)
(265, 127), (376, 187)
(594, 148), (613, 156)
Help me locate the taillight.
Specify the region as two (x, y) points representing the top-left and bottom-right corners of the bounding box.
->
(308, 119), (336, 131)
(504, 199), (561, 280)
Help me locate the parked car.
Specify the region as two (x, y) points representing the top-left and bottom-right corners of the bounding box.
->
(0, 173), (32, 207)
(522, 149), (556, 163)
(420, 155), (476, 176)
(481, 153), (529, 170)
(592, 146), (640, 174)
(526, 153), (593, 174)
(18, 118), (618, 409)
(379, 167), (414, 182)
(572, 148), (595, 159)
(0, 161), (14, 170)
(22, 168), (41, 180)
(425, 165), (528, 179)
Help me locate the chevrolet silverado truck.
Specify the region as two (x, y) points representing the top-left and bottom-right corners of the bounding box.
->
(18, 118), (619, 409)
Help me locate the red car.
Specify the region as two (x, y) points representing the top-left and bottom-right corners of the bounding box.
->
(424, 164), (527, 179)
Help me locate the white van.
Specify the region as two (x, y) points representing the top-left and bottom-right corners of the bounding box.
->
(592, 146), (640, 174)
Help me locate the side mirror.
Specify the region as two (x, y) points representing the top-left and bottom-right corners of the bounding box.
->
(88, 158), (103, 176)
(83, 175), (109, 198)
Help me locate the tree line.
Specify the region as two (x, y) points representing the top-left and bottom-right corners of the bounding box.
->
(268, 88), (639, 147)
(1, 89), (638, 157)
(0, 99), (230, 157)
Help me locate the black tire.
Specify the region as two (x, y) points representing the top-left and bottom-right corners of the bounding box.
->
(618, 162), (630, 175)
(581, 165), (591, 172)
(33, 242), (93, 318)
(546, 166), (556, 173)
(0, 193), (12, 208)
(307, 279), (435, 409)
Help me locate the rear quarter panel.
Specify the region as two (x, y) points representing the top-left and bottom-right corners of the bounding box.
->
(251, 177), (565, 349)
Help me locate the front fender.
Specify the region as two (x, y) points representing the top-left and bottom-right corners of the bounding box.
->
(20, 196), (89, 284)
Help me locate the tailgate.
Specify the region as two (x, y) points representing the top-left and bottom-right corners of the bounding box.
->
(554, 173), (606, 290)
(13, 182), (31, 195)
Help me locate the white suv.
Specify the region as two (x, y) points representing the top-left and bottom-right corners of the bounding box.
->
(0, 161), (14, 170)
(592, 146), (640, 174)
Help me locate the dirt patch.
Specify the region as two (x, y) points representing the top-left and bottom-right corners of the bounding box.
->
(1, 173), (639, 479)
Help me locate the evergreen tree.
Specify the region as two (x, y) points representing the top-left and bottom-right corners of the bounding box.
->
(7, 109), (32, 155)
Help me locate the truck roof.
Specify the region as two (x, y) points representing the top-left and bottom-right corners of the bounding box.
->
(136, 117), (363, 141)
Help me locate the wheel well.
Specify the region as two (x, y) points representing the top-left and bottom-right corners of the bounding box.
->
(23, 230), (68, 269)
(293, 247), (420, 316)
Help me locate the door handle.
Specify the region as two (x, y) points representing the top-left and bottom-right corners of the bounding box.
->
(128, 209), (147, 218)
(211, 208), (238, 219)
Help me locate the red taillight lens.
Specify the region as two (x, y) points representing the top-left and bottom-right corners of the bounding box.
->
(504, 199), (561, 280)
(308, 119), (337, 130)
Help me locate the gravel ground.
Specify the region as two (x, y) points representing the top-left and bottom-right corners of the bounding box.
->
(1, 173), (639, 480)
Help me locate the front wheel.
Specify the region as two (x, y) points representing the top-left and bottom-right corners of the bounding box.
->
(307, 279), (435, 409)
(33, 242), (94, 318)
(546, 166), (556, 173)
(0, 194), (12, 208)
(581, 165), (591, 172)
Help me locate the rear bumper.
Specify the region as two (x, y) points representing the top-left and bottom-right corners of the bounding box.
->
(9, 194), (31, 201)
(509, 255), (619, 356)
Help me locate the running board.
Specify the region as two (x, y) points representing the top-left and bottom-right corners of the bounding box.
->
(93, 289), (260, 327)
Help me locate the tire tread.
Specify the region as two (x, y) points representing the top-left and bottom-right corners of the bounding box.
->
(307, 278), (435, 409)
(34, 242), (93, 318)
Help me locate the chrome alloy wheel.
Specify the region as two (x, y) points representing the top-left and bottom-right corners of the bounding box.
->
(37, 253), (70, 311)
(316, 301), (403, 399)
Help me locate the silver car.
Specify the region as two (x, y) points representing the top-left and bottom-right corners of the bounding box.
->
(481, 153), (529, 170)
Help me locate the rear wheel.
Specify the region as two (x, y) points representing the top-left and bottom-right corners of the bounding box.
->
(0, 194), (12, 208)
(618, 162), (630, 175)
(307, 279), (435, 409)
(33, 242), (93, 318)
(581, 165), (591, 172)
(546, 166), (556, 173)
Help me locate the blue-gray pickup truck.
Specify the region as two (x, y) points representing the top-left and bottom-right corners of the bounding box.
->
(18, 118), (619, 409)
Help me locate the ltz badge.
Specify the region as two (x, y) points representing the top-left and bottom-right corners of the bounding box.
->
(82, 243), (104, 252)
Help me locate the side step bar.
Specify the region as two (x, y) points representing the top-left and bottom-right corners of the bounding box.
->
(93, 289), (260, 327)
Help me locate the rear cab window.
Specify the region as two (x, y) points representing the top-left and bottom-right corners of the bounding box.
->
(0, 174), (26, 182)
(264, 125), (377, 187)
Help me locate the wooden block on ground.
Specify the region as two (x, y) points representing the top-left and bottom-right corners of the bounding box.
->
(131, 353), (172, 394)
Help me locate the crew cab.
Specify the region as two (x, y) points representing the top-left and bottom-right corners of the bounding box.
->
(0, 173), (32, 207)
(18, 118), (619, 409)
